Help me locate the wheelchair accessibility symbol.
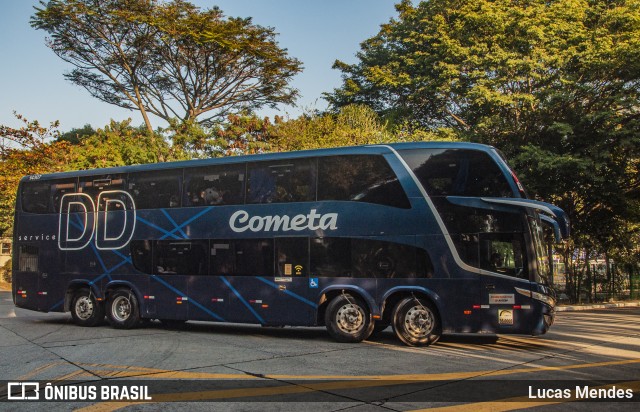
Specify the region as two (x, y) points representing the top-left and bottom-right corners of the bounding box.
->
(309, 278), (318, 288)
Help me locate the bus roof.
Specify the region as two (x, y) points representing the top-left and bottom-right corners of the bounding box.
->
(21, 141), (495, 182)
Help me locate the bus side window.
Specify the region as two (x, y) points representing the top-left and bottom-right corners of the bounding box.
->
(247, 159), (316, 204)
(79, 174), (126, 204)
(131, 240), (153, 274)
(51, 179), (77, 212)
(311, 237), (432, 278)
(21, 181), (50, 213)
(351, 238), (431, 279)
(234, 239), (274, 276)
(154, 240), (208, 276)
(18, 245), (39, 272)
(184, 164), (245, 207)
(275, 237), (309, 276)
(210, 241), (235, 275)
(318, 155), (411, 209)
(310, 238), (351, 277)
(129, 170), (182, 209)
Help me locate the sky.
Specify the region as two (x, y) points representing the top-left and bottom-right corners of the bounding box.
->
(0, 0), (401, 132)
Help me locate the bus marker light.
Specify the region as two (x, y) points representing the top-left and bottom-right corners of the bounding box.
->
(144, 296), (155, 300)
(513, 305), (522, 310)
(250, 300), (263, 304)
(38, 292), (48, 295)
(261, 304), (269, 308)
(472, 305), (481, 309)
(520, 305), (531, 310)
(481, 305), (490, 309)
(211, 298), (224, 302)
(372, 315), (381, 319)
(463, 310), (472, 315)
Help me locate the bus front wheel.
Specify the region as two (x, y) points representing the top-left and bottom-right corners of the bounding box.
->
(325, 294), (374, 343)
(106, 289), (140, 329)
(392, 297), (441, 347)
(70, 288), (104, 327)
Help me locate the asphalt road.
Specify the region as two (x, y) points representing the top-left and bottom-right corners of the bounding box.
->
(0, 290), (638, 411)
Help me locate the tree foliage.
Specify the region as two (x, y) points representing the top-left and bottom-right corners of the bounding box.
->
(32, 0), (302, 131)
(0, 114), (72, 236)
(328, 0), (640, 302)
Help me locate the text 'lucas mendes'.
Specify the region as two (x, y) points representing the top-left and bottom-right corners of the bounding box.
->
(529, 385), (634, 400)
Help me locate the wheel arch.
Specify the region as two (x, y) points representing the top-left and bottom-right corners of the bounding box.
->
(316, 285), (379, 326)
(381, 286), (443, 325)
(104, 280), (146, 317)
(64, 281), (102, 312)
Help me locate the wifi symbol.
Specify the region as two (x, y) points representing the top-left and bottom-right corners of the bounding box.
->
(294, 265), (303, 275)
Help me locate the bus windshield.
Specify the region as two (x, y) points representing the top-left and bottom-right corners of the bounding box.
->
(529, 215), (551, 285)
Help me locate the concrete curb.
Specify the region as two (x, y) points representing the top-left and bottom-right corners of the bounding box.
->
(556, 301), (640, 312)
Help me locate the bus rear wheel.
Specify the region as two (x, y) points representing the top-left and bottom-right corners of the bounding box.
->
(392, 297), (441, 347)
(106, 289), (140, 329)
(325, 294), (374, 343)
(70, 288), (104, 327)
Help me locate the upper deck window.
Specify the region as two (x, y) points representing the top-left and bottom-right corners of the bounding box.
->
(247, 159), (316, 204)
(399, 149), (513, 197)
(21, 178), (77, 214)
(184, 164), (245, 207)
(128, 170), (182, 209)
(317, 155), (410, 209)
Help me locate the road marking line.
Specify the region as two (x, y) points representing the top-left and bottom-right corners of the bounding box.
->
(66, 357), (640, 382)
(17, 362), (60, 380)
(74, 358), (640, 411)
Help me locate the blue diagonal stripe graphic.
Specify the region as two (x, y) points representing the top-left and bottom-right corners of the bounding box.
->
(160, 209), (188, 239)
(256, 277), (318, 308)
(221, 276), (265, 324)
(136, 216), (182, 239)
(159, 207), (213, 240)
(151, 275), (225, 321)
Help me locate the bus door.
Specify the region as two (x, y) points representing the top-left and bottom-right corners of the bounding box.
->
(149, 240), (208, 321)
(224, 238), (313, 326)
(478, 232), (532, 332)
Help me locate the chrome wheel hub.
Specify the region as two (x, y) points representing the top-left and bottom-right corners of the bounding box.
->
(336, 304), (364, 334)
(75, 296), (94, 320)
(112, 296), (131, 322)
(404, 306), (433, 338)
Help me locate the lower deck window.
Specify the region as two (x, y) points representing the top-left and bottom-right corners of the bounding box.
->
(131, 237), (432, 279)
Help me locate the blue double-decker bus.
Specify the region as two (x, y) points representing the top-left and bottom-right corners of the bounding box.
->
(12, 142), (569, 346)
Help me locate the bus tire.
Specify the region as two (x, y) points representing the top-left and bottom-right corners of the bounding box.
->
(70, 288), (104, 327)
(106, 289), (140, 329)
(392, 297), (441, 347)
(325, 294), (374, 343)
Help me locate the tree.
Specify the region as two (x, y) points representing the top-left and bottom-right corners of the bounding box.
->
(57, 124), (96, 144)
(32, 0), (302, 132)
(328, 0), (640, 302)
(0, 113), (73, 236)
(69, 119), (171, 169)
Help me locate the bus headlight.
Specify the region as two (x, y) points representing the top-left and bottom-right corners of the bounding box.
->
(531, 290), (556, 307)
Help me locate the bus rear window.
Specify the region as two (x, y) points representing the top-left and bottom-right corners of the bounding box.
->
(399, 149), (513, 197)
(21, 182), (50, 213)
